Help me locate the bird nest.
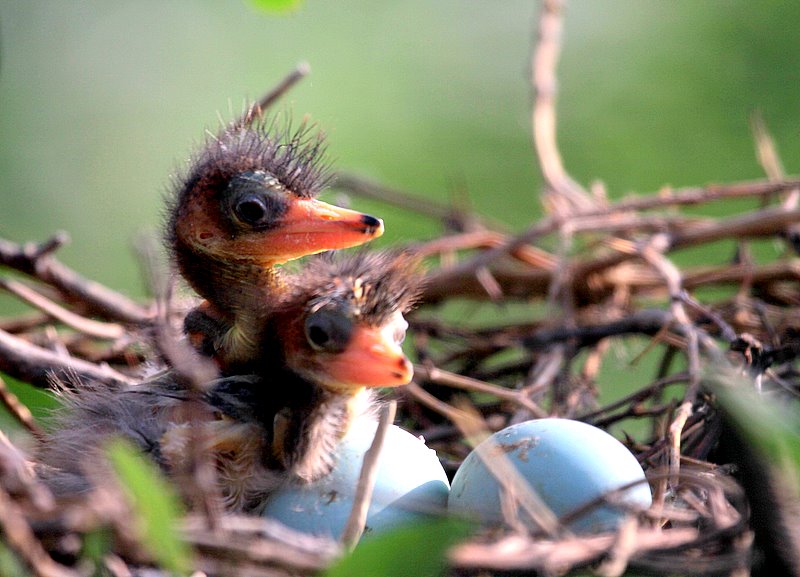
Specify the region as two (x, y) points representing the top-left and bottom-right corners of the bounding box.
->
(1, 2), (800, 576)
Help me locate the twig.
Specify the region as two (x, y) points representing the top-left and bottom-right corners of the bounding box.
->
(335, 173), (459, 223)
(0, 278), (125, 340)
(0, 375), (44, 439)
(0, 327), (133, 388)
(404, 382), (470, 424)
(532, 0), (592, 213)
(414, 363), (547, 417)
(0, 235), (152, 325)
(0, 486), (81, 577)
(340, 400), (397, 550)
(235, 62), (311, 129)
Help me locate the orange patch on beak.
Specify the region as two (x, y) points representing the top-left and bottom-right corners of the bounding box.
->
(325, 325), (413, 389)
(250, 198), (383, 263)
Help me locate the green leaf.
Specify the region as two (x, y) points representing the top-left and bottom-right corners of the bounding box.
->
(0, 542), (26, 577)
(105, 438), (191, 575)
(324, 518), (473, 577)
(246, 0), (304, 15)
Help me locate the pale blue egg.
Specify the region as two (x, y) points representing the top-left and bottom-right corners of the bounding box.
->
(448, 418), (651, 533)
(262, 420), (450, 539)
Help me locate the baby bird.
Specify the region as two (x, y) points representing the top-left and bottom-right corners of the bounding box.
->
(37, 251), (423, 513)
(167, 118), (384, 363)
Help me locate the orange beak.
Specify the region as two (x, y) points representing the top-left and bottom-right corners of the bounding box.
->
(252, 198), (384, 264)
(324, 325), (413, 389)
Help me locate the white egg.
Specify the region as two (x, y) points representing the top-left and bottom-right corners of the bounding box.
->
(448, 418), (652, 533)
(262, 420), (450, 539)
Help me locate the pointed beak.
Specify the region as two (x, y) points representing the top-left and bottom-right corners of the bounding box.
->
(257, 198), (384, 263)
(324, 325), (413, 389)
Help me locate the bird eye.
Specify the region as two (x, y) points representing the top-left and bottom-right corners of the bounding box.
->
(304, 309), (353, 353)
(234, 194), (268, 225)
(224, 171), (286, 229)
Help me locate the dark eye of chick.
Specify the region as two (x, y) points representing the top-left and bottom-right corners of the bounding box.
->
(224, 171), (286, 229)
(304, 309), (353, 353)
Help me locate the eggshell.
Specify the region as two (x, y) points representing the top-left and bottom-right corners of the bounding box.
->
(448, 418), (651, 533)
(262, 420), (449, 539)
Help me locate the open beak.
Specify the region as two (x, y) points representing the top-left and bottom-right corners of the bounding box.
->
(254, 198), (383, 263)
(325, 325), (413, 389)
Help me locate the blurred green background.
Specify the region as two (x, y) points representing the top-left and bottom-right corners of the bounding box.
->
(0, 1), (798, 428)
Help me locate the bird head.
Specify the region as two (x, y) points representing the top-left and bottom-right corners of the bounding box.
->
(167, 119), (383, 302)
(273, 251), (424, 393)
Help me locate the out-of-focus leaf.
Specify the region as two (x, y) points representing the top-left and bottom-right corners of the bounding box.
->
(247, 0), (304, 14)
(0, 542), (26, 577)
(81, 528), (112, 568)
(714, 375), (800, 468)
(324, 518), (473, 577)
(105, 438), (191, 575)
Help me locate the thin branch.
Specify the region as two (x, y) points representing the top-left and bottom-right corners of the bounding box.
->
(0, 327), (133, 389)
(0, 235), (152, 325)
(0, 278), (125, 340)
(532, 0), (592, 212)
(0, 375), (45, 439)
(414, 363), (547, 417)
(0, 486), (81, 577)
(341, 400), (397, 550)
(235, 62), (311, 129)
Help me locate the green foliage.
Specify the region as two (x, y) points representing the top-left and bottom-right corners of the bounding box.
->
(105, 438), (191, 575)
(715, 376), (800, 473)
(0, 542), (26, 577)
(324, 518), (473, 577)
(247, 0), (304, 14)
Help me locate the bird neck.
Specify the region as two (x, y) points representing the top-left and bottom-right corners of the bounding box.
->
(279, 386), (372, 483)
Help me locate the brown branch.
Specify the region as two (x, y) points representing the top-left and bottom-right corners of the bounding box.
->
(334, 173), (458, 223)
(532, 0), (593, 213)
(0, 375), (45, 439)
(0, 486), (81, 577)
(341, 401), (397, 550)
(0, 327), (133, 388)
(0, 278), (125, 340)
(0, 235), (152, 325)
(450, 527), (697, 574)
(235, 62), (311, 129)
(414, 363), (547, 417)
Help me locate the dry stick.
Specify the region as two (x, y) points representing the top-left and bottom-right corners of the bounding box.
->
(335, 173), (457, 223)
(0, 327), (133, 388)
(413, 230), (558, 270)
(595, 516), (639, 577)
(531, 0), (592, 212)
(426, 179), (800, 299)
(449, 526), (698, 574)
(0, 375), (44, 439)
(155, 325), (221, 529)
(0, 278), (125, 340)
(0, 235), (152, 325)
(0, 486), (81, 577)
(404, 382), (470, 424)
(341, 400), (397, 550)
(414, 363), (547, 418)
(235, 62), (311, 129)
(638, 236), (702, 491)
(752, 112), (800, 253)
